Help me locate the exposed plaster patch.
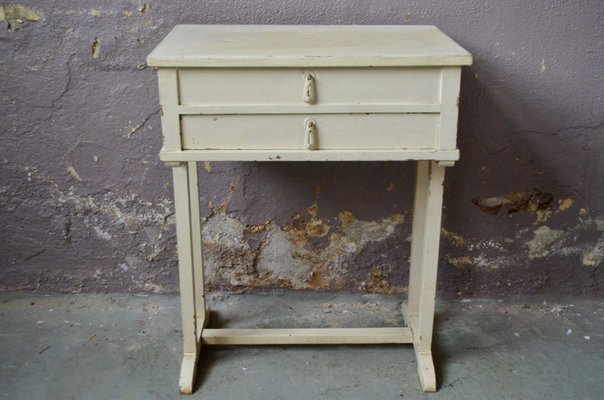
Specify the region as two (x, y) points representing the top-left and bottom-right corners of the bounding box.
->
(93, 226), (112, 241)
(558, 197), (574, 211)
(306, 201), (318, 217)
(442, 229), (466, 247)
(338, 211), (355, 224)
(66, 165), (82, 182)
(2, 165), (176, 292)
(51, 9), (114, 17)
(535, 208), (552, 224)
(257, 224), (313, 288)
(202, 213), (256, 288)
(526, 226), (566, 259)
(0, 4), (43, 31)
(199, 208), (407, 294)
(447, 254), (506, 270)
(466, 239), (507, 252)
(52, 189), (174, 241)
(138, 3), (150, 14)
(339, 213), (404, 247)
(143, 281), (165, 293)
(245, 220), (271, 234)
(304, 219), (330, 238)
(457, 255), (487, 268)
(203, 213), (246, 248)
(120, 4), (157, 29)
(582, 233), (604, 267)
(472, 190), (553, 223)
(586, 218), (604, 231)
(447, 216), (604, 278)
(362, 265), (403, 295)
(91, 37), (100, 59)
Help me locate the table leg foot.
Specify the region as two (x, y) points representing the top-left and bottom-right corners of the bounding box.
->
(179, 352), (199, 395)
(415, 349), (437, 392)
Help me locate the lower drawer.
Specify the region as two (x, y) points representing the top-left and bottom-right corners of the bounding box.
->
(180, 114), (438, 150)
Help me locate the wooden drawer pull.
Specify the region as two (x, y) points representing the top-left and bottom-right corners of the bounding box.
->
(304, 118), (317, 150)
(302, 72), (315, 104)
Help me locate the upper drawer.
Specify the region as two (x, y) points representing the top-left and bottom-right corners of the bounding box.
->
(177, 68), (441, 106)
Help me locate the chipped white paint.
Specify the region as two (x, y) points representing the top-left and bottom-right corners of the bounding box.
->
(147, 25), (472, 68)
(177, 67), (442, 106)
(181, 113), (440, 151)
(149, 25), (471, 394)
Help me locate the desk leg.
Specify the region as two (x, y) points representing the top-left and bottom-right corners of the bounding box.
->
(405, 160), (446, 392)
(172, 162), (207, 394)
(187, 161), (208, 332)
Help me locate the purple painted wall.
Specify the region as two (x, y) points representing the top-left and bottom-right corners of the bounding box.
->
(1, 1), (603, 298)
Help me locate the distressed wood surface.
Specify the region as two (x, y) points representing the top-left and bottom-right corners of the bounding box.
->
(157, 69), (181, 151)
(177, 104), (442, 115)
(172, 164), (201, 395)
(202, 327), (414, 345)
(180, 113), (439, 151)
(151, 24), (471, 395)
(147, 25), (472, 67)
(159, 148), (460, 162)
(177, 67), (442, 105)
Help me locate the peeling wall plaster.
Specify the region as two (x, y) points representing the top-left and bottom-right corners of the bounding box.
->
(0, 4), (43, 31)
(1, 1), (603, 298)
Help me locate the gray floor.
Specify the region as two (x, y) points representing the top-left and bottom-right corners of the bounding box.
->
(0, 291), (602, 400)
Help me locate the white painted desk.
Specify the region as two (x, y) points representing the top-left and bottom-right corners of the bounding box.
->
(147, 24), (472, 394)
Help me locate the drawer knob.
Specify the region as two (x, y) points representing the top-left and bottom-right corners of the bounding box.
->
(302, 72), (316, 104)
(304, 118), (317, 150)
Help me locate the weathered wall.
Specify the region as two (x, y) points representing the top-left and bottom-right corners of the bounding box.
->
(1, 1), (603, 298)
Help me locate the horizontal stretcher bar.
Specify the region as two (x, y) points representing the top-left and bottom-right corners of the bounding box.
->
(201, 327), (413, 345)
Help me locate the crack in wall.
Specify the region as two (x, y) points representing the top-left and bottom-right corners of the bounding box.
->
(518, 121), (604, 136)
(127, 109), (160, 139)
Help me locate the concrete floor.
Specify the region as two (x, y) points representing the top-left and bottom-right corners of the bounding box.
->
(0, 291), (602, 400)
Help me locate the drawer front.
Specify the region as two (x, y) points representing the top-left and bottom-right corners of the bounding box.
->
(181, 114), (438, 150)
(177, 68), (441, 106)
